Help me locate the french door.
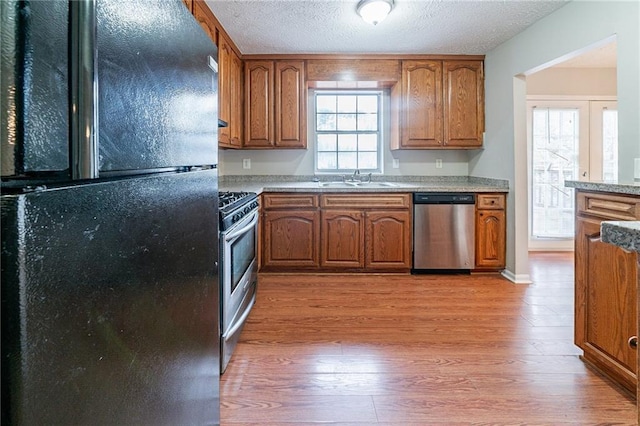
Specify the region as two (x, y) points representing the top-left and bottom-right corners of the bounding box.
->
(527, 100), (617, 247)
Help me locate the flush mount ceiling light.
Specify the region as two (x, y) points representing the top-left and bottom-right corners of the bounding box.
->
(357, 0), (394, 25)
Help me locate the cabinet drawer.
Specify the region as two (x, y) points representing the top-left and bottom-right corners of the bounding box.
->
(321, 194), (411, 209)
(577, 191), (640, 221)
(477, 194), (505, 210)
(262, 193), (318, 209)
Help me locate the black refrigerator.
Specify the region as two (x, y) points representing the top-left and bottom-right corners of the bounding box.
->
(1, 0), (220, 424)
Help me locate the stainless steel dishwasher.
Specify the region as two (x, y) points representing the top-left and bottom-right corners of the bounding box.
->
(413, 193), (475, 271)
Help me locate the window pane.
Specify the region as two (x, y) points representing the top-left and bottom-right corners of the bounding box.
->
(357, 113), (378, 131)
(338, 134), (357, 151)
(358, 152), (377, 169)
(531, 108), (578, 239)
(314, 91), (383, 173)
(317, 113), (336, 131)
(337, 152), (357, 169)
(358, 95), (378, 113)
(602, 110), (618, 181)
(358, 134), (377, 151)
(337, 113), (357, 131)
(317, 152), (337, 170)
(317, 134), (337, 151)
(337, 95), (357, 113)
(317, 95), (336, 113)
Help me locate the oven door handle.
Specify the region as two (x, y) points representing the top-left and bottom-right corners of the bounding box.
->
(224, 210), (259, 242)
(222, 291), (256, 340)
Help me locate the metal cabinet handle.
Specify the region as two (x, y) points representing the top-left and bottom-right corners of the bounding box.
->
(628, 336), (638, 349)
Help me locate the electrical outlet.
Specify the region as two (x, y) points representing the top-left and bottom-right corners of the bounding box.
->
(392, 159), (400, 169)
(435, 159), (443, 169)
(242, 159), (251, 169)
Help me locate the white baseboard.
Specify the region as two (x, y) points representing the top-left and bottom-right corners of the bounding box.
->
(501, 269), (533, 284)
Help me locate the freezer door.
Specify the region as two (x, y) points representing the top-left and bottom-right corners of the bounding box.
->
(97, 0), (219, 172)
(1, 170), (220, 425)
(1, 0), (70, 177)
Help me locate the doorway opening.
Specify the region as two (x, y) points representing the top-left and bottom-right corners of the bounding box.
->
(524, 39), (618, 252)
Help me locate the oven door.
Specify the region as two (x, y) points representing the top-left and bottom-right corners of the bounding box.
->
(221, 209), (258, 343)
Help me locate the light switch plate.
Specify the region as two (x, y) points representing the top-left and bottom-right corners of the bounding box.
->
(242, 159), (251, 169)
(392, 159), (400, 169)
(436, 159), (443, 169)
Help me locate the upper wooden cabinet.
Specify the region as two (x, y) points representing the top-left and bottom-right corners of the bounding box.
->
(400, 60), (443, 148)
(275, 61), (306, 148)
(193, 1), (216, 45)
(244, 60), (306, 149)
(181, 0), (193, 13)
(244, 61), (274, 147)
(394, 59), (484, 150)
(192, 3), (242, 149)
(443, 61), (484, 148)
(217, 35), (232, 146)
(229, 51), (243, 147)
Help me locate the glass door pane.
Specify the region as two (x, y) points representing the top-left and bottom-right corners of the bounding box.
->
(531, 108), (578, 238)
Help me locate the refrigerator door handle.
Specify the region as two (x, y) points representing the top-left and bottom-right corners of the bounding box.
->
(70, 0), (99, 180)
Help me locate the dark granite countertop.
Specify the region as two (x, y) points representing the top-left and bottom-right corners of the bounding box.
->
(601, 221), (640, 253)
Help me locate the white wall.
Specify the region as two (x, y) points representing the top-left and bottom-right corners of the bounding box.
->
(220, 92), (471, 176)
(470, 0), (640, 281)
(527, 67), (617, 96)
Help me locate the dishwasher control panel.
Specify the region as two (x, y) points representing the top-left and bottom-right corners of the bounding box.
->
(413, 193), (475, 204)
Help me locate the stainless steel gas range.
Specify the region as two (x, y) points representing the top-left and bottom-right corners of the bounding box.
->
(218, 191), (259, 373)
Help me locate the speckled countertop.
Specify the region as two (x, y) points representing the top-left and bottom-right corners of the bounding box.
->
(565, 180), (640, 196)
(219, 175), (509, 194)
(601, 221), (640, 253)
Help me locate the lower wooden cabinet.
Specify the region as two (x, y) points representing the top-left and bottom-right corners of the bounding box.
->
(262, 193), (411, 272)
(574, 190), (640, 395)
(365, 210), (412, 269)
(321, 210), (364, 268)
(475, 193), (506, 270)
(261, 194), (320, 270)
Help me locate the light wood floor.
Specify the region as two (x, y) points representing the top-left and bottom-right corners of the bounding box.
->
(221, 252), (637, 424)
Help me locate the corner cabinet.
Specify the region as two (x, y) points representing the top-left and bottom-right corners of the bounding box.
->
(244, 60), (306, 149)
(574, 190), (640, 396)
(394, 60), (484, 150)
(475, 194), (506, 270)
(192, 3), (242, 149)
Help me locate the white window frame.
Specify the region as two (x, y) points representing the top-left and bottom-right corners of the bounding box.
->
(312, 90), (384, 174)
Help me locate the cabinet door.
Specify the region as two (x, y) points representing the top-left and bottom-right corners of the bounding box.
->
(443, 61), (484, 147)
(229, 51), (243, 147)
(262, 210), (319, 268)
(475, 209), (505, 268)
(576, 216), (637, 393)
(401, 60), (443, 148)
(365, 211), (412, 270)
(275, 61), (306, 148)
(217, 35), (232, 146)
(193, 1), (216, 44)
(244, 61), (275, 147)
(181, 0), (193, 13)
(321, 210), (364, 268)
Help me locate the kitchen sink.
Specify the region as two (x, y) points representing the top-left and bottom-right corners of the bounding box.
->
(317, 181), (398, 188)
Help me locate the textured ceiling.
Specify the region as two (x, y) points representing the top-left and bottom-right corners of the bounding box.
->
(205, 0), (570, 55)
